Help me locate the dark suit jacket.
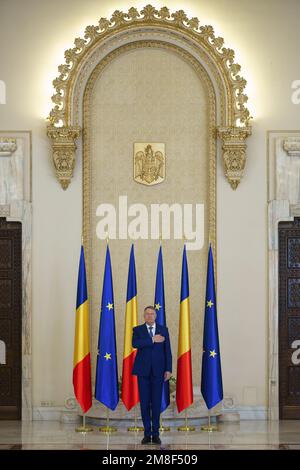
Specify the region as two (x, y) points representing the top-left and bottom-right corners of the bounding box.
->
(132, 323), (172, 377)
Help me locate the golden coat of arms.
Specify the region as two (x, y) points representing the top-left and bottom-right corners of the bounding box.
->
(134, 143), (165, 186)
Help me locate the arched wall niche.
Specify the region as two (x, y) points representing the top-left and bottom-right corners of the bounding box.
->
(47, 4), (252, 192)
(45, 6), (253, 412)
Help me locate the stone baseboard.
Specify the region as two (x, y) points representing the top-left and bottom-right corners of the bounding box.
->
(32, 405), (267, 422)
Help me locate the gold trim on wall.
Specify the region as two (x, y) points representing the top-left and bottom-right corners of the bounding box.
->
(46, 4), (252, 190)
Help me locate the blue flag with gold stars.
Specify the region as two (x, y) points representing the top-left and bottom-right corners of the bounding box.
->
(154, 245), (170, 413)
(201, 244), (223, 409)
(95, 245), (119, 410)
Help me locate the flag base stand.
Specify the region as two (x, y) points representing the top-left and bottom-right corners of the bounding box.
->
(201, 424), (218, 432)
(75, 426), (93, 433)
(127, 426), (144, 432)
(75, 414), (93, 433)
(99, 426), (117, 433)
(177, 424), (195, 431)
(177, 409), (195, 432)
(127, 406), (144, 432)
(201, 411), (218, 432)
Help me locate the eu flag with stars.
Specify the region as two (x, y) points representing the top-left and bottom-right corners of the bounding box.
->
(154, 245), (170, 413)
(201, 244), (223, 409)
(95, 245), (119, 410)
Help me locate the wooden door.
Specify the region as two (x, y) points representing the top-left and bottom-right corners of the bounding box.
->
(0, 218), (22, 419)
(279, 219), (300, 419)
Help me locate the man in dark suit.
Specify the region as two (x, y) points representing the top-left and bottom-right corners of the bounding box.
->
(132, 305), (172, 445)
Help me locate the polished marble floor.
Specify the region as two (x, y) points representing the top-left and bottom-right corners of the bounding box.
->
(0, 420), (300, 450)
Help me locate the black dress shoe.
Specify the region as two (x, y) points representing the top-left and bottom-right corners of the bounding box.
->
(141, 436), (152, 444)
(151, 436), (161, 445)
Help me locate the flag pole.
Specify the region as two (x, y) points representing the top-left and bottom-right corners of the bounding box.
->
(75, 412), (93, 433)
(177, 408), (195, 432)
(201, 409), (218, 432)
(159, 413), (170, 432)
(99, 406), (117, 433)
(128, 405), (143, 432)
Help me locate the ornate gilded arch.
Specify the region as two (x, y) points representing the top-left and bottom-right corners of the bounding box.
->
(47, 4), (252, 190)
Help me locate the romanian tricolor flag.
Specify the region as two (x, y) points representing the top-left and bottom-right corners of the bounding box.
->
(176, 245), (193, 413)
(121, 244), (139, 410)
(73, 244), (92, 413)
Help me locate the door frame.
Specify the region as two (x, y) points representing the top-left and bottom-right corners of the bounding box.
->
(0, 131), (32, 420)
(267, 130), (300, 420)
(278, 219), (300, 419)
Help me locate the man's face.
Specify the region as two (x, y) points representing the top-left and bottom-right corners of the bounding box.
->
(144, 308), (156, 326)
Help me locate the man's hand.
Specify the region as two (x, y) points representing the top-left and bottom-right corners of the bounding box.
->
(153, 334), (165, 343)
(164, 371), (171, 381)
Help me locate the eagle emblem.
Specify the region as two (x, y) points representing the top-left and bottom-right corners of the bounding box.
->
(134, 143), (165, 186)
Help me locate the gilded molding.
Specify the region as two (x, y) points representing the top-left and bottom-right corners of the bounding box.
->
(217, 126), (252, 190)
(46, 4), (252, 189)
(47, 126), (81, 190)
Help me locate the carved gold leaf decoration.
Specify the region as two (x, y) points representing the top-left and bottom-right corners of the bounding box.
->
(47, 126), (81, 190)
(217, 126), (252, 189)
(47, 4), (251, 128)
(46, 4), (252, 190)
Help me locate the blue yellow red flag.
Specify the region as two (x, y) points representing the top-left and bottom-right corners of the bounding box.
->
(73, 245), (92, 413)
(121, 244), (139, 410)
(176, 245), (193, 413)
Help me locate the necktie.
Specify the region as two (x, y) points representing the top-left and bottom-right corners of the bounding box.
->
(149, 326), (153, 338)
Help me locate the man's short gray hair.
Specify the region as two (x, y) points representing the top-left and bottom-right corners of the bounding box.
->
(144, 305), (156, 314)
